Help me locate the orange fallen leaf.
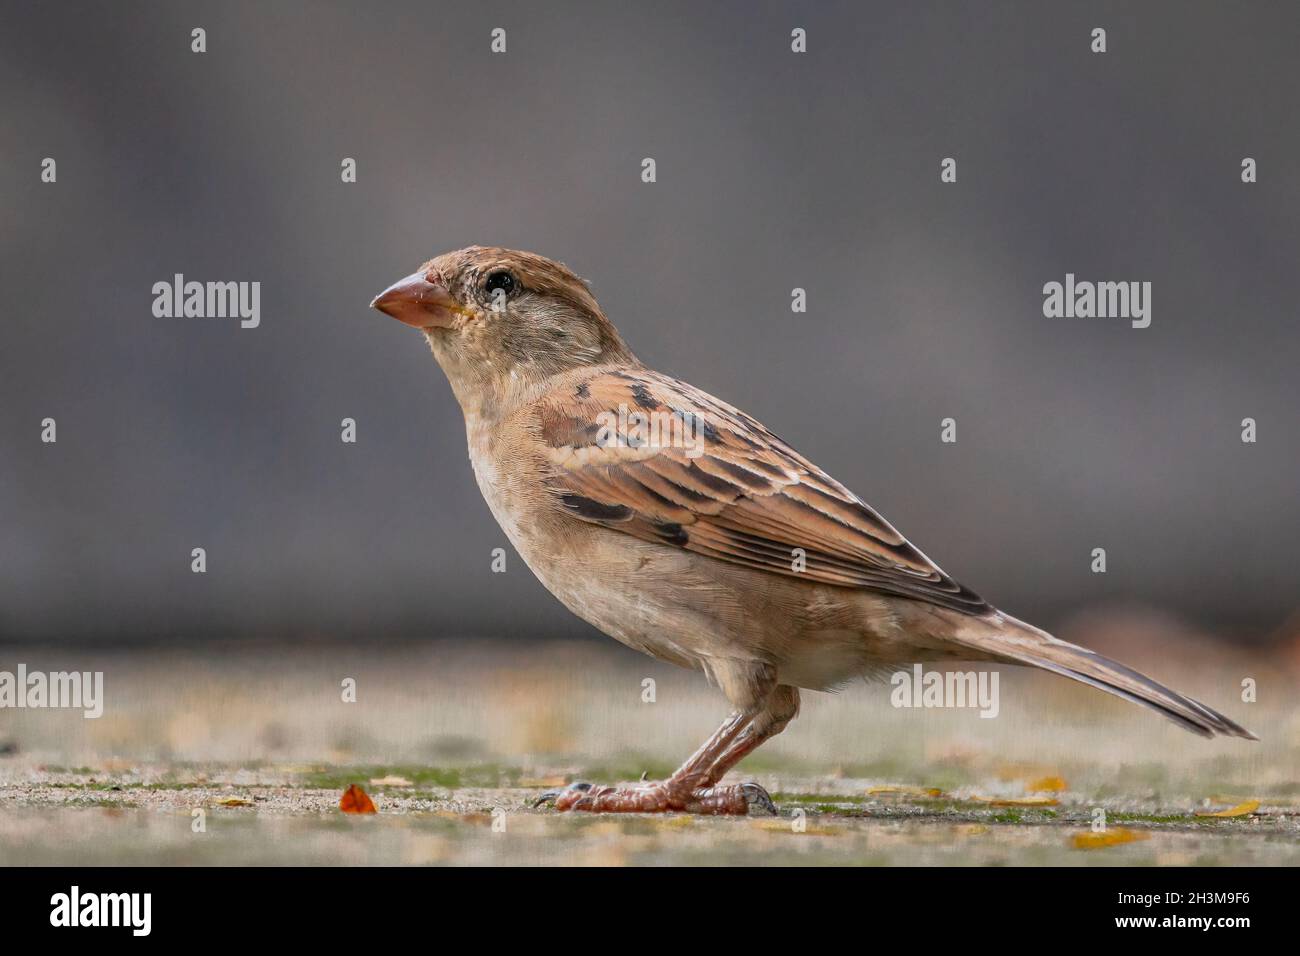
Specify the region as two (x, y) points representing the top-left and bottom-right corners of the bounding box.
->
(340, 784), (377, 814)
(1028, 776), (1067, 793)
(1072, 828), (1148, 850)
(218, 798), (251, 807)
(1195, 799), (1259, 818)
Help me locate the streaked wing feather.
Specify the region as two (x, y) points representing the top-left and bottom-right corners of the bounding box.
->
(538, 369), (988, 614)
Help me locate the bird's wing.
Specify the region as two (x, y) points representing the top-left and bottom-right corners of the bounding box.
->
(534, 368), (989, 614)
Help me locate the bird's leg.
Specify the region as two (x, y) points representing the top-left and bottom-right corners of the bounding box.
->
(692, 684), (799, 798)
(535, 685), (799, 815)
(538, 709), (756, 814)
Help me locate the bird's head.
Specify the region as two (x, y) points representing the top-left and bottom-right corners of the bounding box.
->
(372, 247), (634, 414)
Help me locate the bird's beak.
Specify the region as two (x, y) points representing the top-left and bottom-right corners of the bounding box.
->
(370, 271), (462, 329)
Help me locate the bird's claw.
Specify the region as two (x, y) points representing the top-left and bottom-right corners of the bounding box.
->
(532, 781), (591, 808)
(739, 781), (778, 816)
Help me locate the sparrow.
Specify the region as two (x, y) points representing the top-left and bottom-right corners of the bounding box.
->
(371, 246), (1255, 815)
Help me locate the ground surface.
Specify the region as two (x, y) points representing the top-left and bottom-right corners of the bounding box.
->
(1, 765), (1296, 866)
(0, 629), (1296, 865)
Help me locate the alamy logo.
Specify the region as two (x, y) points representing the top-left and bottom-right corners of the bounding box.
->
(50, 886), (151, 936)
(152, 274), (261, 328)
(890, 664), (999, 718)
(0, 665), (103, 718)
(1042, 273), (1151, 328)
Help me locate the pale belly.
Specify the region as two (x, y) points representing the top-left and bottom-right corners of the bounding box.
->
(466, 445), (928, 693)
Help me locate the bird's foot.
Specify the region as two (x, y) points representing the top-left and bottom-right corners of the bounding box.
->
(533, 779), (776, 815)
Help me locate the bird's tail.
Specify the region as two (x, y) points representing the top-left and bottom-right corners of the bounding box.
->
(947, 611), (1257, 739)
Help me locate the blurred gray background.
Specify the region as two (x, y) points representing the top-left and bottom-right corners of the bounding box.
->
(1, 1), (1296, 645)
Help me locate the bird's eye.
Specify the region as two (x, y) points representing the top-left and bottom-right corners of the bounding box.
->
(484, 271), (516, 297)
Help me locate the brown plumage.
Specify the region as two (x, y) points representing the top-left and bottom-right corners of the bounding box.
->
(371, 246), (1254, 815)
(536, 369), (988, 611)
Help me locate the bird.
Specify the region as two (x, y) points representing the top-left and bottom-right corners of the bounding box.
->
(371, 246), (1255, 815)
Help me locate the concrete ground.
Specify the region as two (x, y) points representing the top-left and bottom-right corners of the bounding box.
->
(0, 626), (1296, 865)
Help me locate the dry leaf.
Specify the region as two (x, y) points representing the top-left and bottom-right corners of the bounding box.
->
(866, 786), (945, 798)
(1072, 828), (1149, 850)
(973, 795), (1059, 807)
(1028, 775), (1067, 793)
(1212, 793), (1296, 807)
(339, 783), (377, 814)
(368, 775), (413, 787)
(218, 798), (251, 807)
(1195, 799), (1260, 818)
